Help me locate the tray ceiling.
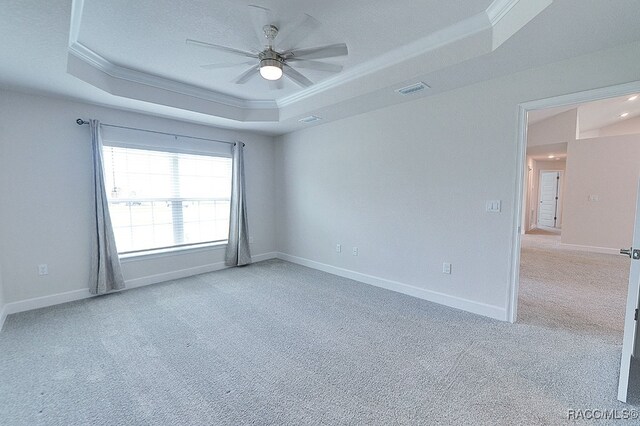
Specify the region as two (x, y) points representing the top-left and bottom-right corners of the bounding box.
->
(75, 0), (492, 100)
(2, 0), (639, 134)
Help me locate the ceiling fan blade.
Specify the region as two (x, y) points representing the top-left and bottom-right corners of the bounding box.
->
(286, 60), (343, 73)
(284, 43), (348, 60)
(283, 64), (313, 88)
(276, 13), (320, 51)
(186, 39), (257, 59)
(248, 4), (274, 48)
(234, 66), (259, 84)
(200, 60), (255, 70)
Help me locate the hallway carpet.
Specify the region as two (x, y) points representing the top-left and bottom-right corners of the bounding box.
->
(519, 234), (629, 343)
(0, 257), (637, 425)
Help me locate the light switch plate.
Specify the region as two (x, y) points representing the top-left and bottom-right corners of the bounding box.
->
(486, 200), (501, 213)
(38, 264), (48, 276)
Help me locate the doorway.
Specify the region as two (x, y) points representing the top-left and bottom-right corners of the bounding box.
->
(508, 81), (640, 402)
(509, 81), (640, 320)
(537, 170), (563, 229)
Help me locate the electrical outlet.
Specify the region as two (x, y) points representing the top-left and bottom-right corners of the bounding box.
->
(38, 264), (48, 276)
(352, 247), (358, 256)
(443, 263), (452, 274)
(336, 244), (341, 253)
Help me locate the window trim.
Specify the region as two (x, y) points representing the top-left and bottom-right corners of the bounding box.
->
(119, 240), (227, 262)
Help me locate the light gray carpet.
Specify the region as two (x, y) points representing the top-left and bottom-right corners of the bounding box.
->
(519, 233), (630, 343)
(0, 258), (638, 425)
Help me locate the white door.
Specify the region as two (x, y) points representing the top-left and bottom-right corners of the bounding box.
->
(538, 171), (560, 228)
(617, 181), (640, 402)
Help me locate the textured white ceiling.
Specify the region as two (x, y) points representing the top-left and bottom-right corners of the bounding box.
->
(1, 0), (640, 135)
(77, 0), (491, 100)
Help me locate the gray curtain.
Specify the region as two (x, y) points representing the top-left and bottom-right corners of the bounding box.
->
(89, 119), (125, 294)
(225, 142), (252, 266)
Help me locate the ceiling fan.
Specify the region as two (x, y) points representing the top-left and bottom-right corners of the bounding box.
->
(186, 5), (348, 88)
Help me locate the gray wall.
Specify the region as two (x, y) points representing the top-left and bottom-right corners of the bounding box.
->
(0, 90), (277, 304)
(274, 41), (640, 319)
(0, 264), (5, 327)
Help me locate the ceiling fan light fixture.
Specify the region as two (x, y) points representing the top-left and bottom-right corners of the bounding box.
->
(259, 58), (283, 80)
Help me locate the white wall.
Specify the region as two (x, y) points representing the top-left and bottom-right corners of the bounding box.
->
(527, 160), (566, 230)
(561, 134), (640, 250)
(0, 90), (276, 305)
(528, 108), (578, 147)
(274, 41), (640, 320)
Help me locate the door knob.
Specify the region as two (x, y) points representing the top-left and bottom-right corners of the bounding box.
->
(621, 248), (632, 257)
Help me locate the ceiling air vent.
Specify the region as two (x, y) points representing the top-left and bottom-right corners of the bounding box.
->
(299, 115), (322, 123)
(396, 82), (430, 96)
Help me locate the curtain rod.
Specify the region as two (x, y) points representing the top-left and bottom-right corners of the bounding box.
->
(76, 119), (243, 146)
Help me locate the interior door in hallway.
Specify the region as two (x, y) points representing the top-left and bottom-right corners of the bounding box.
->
(538, 171), (561, 228)
(618, 181), (640, 402)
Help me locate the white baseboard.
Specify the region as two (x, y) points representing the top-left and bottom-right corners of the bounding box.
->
(275, 253), (507, 321)
(559, 243), (620, 255)
(4, 288), (92, 316)
(1, 252), (279, 323)
(125, 261), (228, 289)
(252, 252), (279, 263)
(1, 251), (501, 326)
(0, 304), (7, 332)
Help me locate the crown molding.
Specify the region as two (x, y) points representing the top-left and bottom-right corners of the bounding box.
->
(68, 0), (549, 124)
(278, 0), (551, 109)
(486, 0), (521, 25)
(67, 42), (276, 111)
(68, 0), (276, 120)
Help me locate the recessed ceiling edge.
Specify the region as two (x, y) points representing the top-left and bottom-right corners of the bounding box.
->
(67, 0), (551, 124)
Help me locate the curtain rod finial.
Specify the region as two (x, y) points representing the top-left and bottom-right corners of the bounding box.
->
(76, 118), (87, 125)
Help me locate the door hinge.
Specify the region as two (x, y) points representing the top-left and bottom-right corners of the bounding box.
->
(635, 309), (638, 321)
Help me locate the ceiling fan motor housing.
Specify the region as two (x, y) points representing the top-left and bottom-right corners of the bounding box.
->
(259, 49), (284, 68)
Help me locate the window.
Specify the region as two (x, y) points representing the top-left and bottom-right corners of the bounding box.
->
(102, 145), (232, 254)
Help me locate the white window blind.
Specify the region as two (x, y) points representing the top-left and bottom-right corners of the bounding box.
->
(102, 145), (232, 254)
